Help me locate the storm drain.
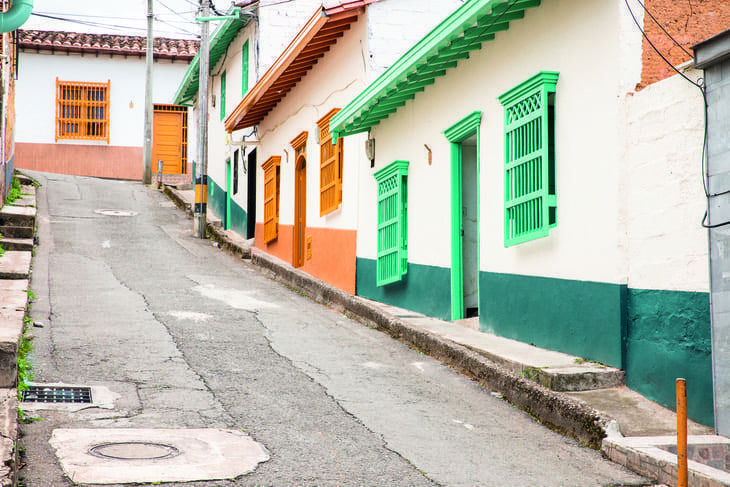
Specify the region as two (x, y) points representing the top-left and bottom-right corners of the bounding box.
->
(22, 385), (92, 404)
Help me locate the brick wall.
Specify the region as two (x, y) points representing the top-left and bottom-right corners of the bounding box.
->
(639, 0), (728, 89)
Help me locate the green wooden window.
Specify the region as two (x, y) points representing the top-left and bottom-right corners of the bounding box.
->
(374, 160), (408, 286)
(242, 40), (249, 96)
(497, 71), (558, 247)
(220, 71), (227, 121)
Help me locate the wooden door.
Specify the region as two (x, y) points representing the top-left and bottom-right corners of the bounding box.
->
(152, 111), (183, 174)
(293, 155), (307, 267)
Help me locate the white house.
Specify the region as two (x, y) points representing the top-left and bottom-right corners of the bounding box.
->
(219, 0), (463, 293)
(16, 30), (197, 180)
(331, 0), (714, 426)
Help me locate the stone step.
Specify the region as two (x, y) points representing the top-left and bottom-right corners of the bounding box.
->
(0, 252), (31, 280)
(0, 280), (28, 388)
(0, 226), (33, 239)
(0, 205), (35, 228)
(0, 238), (33, 252)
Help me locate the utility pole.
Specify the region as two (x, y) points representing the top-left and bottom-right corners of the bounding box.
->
(194, 0), (210, 238)
(143, 0), (153, 185)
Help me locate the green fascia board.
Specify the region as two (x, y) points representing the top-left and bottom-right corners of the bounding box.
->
(330, 0), (541, 140)
(173, 14), (249, 105)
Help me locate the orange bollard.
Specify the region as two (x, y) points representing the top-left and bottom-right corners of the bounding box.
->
(677, 378), (688, 487)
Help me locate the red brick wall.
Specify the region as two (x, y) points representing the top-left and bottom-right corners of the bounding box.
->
(639, 0), (728, 89)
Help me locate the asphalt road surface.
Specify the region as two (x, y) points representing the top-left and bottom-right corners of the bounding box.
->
(18, 173), (648, 486)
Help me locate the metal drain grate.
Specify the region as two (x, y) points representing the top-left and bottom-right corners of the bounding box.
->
(22, 385), (92, 404)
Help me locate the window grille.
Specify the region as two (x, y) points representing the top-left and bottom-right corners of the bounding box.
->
(56, 79), (110, 143)
(220, 71), (226, 121)
(262, 156), (281, 243)
(242, 40), (249, 96)
(497, 71), (558, 246)
(374, 160), (408, 286)
(317, 108), (343, 216)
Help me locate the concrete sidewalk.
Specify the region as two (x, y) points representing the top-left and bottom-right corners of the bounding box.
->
(162, 184), (721, 484)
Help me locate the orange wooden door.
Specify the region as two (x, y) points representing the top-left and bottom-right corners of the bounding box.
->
(293, 155), (307, 267)
(152, 111), (183, 174)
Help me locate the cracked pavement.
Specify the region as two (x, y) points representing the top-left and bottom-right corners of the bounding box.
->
(18, 173), (647, 486)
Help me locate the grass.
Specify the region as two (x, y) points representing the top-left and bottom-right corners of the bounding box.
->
(5, 176), (21, 205)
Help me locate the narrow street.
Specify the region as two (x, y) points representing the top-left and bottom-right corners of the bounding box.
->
(18, 172), (647, 486)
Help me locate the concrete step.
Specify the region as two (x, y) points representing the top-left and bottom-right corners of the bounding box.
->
(0, 280), (27, 388)
(0, 389), (17, 486)
(0, 227), (33, 239)
(0, 238), (33, 252)
(0, 206), (35, 228)
(0, 252), (31, 280)
(375, 302), (625, 392)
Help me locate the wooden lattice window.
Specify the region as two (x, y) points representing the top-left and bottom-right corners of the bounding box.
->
(317, 108), (343, 216)
(55, 79), (110, 142)
(374, 160), (408, 286)
(262, 155), (281, 244)
(497, 71), (558, 247)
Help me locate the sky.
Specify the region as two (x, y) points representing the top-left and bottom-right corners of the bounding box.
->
(22, 0), (236, 39)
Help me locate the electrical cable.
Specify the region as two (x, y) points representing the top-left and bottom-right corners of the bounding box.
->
(635, 0), (693, 58)
(623, 0), (721, 228)
(30, 11), (196, 37)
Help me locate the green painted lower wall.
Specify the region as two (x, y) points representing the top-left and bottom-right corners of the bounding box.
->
(356, 259), (714, 426)
(625, 288), (712, 427)
(207, 177), (248, 237)
(356, 258), (451, 321)
(479, 272), (625, 369)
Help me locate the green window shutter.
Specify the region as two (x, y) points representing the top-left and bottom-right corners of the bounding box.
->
(374, 160), (409, 286)
(497, 71), (558, 247)
(242, 40), (249, 96)
(220, 71), (227, 121)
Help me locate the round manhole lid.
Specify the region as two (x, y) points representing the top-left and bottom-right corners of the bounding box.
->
(94, 209), (139, 217)
(88, 441), (180, 460)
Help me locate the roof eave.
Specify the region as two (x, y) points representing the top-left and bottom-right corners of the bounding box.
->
(330, 0), (541, 140)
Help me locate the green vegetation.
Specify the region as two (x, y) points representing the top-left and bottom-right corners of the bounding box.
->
(5, 176), (21, 204)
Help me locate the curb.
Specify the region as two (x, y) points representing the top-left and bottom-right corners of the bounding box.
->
(165, 185), (616, 450)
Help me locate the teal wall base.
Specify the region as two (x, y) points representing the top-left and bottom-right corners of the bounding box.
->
(479, 272), (625, 369)
(356, 258), (451, 321)
(356, 258), (714, 427)
(625, 289), (713, 427)
(207, 176), (248, 237)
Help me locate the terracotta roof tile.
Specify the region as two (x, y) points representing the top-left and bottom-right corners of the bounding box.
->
(17, 30), (199, 61)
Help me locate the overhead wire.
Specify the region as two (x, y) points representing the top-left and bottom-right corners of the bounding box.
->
(623, 0), (719, 228)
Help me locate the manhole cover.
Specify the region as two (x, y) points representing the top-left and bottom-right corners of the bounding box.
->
(88, 441), (180, 460)
(94, 209), (139, 217)
(22, 385), (92, 403)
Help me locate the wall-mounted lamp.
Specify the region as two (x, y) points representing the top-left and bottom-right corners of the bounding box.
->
(424, 144), (432, 166)
(365, 137), (375, 168)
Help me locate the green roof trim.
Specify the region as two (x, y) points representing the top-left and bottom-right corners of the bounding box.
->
(330, 0), (540, 141)
(173, 13), (251, 106)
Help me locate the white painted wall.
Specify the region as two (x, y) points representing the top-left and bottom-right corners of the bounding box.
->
(254, 14), (369, 231)
(16, 51), (190, 147)
(206, 24), (258, 207)
(367, 0), (463, 80)
(358, 0), (631, 284)
(623, 68), (708, 292)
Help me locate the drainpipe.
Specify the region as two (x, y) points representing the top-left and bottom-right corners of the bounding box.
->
(0, 0), (33, 33)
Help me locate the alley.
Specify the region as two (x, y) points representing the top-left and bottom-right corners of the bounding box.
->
(18, 172), (647, 486)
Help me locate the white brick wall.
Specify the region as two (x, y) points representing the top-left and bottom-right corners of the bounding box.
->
(367, 0), (463, 80)
(622, 68), (708, 292)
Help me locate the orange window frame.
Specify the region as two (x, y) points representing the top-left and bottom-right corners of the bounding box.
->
(317, 108), (343, 216)
(262, 155), (281, 244)
(55, 78), (110, 143)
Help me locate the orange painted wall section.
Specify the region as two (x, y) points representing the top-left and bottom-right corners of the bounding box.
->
(16, 143), (143, 180)
(255, 223), (356, 294)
